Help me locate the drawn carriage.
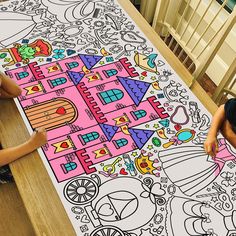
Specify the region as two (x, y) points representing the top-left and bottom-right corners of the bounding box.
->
(64, 176), (157, 235)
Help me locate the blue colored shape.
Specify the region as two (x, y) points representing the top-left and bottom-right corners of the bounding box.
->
(22, 39), (29, 44)
(159, 119), (170, 127)
(157, 94), (164, 98)
(79, 54), (103, 69)
(147, 54), (158, 68)
(53, 49), (65, 60)
(66, 49), (76, 56)
(128, 128), (154, 149)
(118, 77), (150, 106)
(67, 71), (85, 85)
(178, 131), (192, 141)
(100, 124), (118, 141)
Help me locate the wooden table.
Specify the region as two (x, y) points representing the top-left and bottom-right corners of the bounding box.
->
(0, 1), (218, 235)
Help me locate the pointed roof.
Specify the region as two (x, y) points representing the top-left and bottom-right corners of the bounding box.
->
(128, 128), (154, 149)
(118, 77), (150, 106)
(78, 54), (103, 69)
(67, 71), (85, 85)
(100, 124), (118, 141)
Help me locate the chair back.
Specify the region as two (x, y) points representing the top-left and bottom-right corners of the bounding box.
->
(152, 0), (236, 85)
(212, 57), (236, 105)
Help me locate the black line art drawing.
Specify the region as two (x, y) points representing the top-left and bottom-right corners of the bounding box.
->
(41, 0), (109, 24)
(166, 196), (236, 236)
(170, 105), (190, 125)
(159, 139), (236, 196)
(199, 113), (211, 131)
(1, 0), (236, 235)
(0, 11), (47, 47)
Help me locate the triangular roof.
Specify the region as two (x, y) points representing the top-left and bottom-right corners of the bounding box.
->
(128, 128), (154, 149)
(67, 71), (85, 85)
(99, 124), (118, 141)
(118, 77), (150, 106)
(78, 54), (103, 69)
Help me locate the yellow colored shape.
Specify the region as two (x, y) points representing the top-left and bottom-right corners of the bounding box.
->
(86, 72), (101, 82)
(24, 84), (43, 95)
(93, 147), (109, 159)
(47, 64), (60, 73)
(100, 47), (111, 56)
(134, 51), (158, 74)
(113, 114), (129, 125)
(152, 81), (161, 90)
(82, 65), (91, 74)
(120, 125), (130, 135)
(156, 128), (168, 139)
(52, 139), (73, 153)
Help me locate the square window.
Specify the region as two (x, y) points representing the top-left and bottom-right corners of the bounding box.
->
(104, 97), (112, 103)
(110, 95), (118, 101)
(107, 90), (115, 96)
(101, 92), (108, 98)
(83, 137), (89, 143)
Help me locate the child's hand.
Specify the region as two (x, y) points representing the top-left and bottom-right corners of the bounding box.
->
(29, 127), (47, 149)
(0, 72), (22, 98)
(204, 135), (219, 157)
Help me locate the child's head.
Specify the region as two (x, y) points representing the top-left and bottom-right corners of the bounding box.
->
(225, 98), (236, 133)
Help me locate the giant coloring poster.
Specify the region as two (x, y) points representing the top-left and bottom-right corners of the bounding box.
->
(1, 0), (236, 235)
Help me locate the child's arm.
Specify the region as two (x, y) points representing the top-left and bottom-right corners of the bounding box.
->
(204, 105), (225, 157)
(220, 120), (236, 148)
(0, 72), (22, 98)
(0, 128), (47, 167)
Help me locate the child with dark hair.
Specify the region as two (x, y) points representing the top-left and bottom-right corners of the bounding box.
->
(204, 98), (236, 157)
(0, 72), (47, 183)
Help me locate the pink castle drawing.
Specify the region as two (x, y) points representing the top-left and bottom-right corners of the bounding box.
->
(6, 54), (169, 182)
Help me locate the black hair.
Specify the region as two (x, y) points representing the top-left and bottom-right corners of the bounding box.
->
(225, 98), (236, 133)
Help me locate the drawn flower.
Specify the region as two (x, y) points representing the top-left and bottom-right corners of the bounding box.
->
(220, 171), (236, 187)
(52, 49), (65, 60)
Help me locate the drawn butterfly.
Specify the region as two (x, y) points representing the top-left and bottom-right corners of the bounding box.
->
(52, 49), (65, 60)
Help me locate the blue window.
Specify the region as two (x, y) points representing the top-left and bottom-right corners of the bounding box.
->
(81, 132), (99, 143)
(103, 69), (118, 77)
(67, 62), (79, 69)
(17, 72), (29, 79)
(49, 77), (67, 87)
(99, 89), (124, 104)
(133, 110), (147, 120)
(114, 138), (128, 148)
(63, 162), (77, 172)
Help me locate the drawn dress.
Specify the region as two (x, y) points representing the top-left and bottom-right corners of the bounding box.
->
(158, 139), (236, 196)
(166, 196), (236, 236)
(0, 12), (44, 47)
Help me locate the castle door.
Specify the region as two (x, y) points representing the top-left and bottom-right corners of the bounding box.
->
(25, 98), (77, 131)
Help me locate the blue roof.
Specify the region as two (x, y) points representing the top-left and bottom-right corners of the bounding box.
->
(128, 128), (154, 149)
(118, 77), (150, 106)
